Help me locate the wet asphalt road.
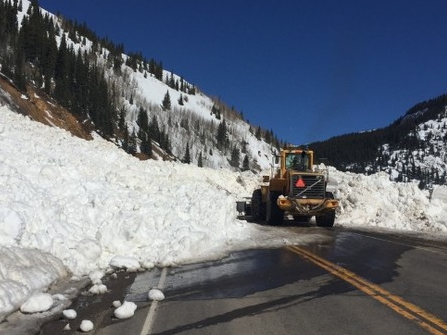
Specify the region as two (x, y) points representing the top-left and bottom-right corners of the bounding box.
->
(39, 227), (447, 335)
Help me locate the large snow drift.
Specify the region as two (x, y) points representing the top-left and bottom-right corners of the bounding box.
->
(1, 105), (447, 321)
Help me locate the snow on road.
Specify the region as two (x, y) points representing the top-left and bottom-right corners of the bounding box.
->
(1, 105), (447, 325)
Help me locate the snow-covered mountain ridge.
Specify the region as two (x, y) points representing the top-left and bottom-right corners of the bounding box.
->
(309, 93), (447, 188)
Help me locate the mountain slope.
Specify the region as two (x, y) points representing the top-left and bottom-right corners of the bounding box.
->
(0, 0), (281, 172)
(308, 93), (447, 188)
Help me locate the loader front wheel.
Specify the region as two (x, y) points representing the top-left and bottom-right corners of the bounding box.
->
(316, 210), (335, 227)
(251, 189), (265, 222)
(266, 191), (284, 226)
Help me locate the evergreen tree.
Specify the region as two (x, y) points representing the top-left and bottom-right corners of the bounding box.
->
(255, 126), (261, 140)
(14, 36), (27, 91)
(149, 115), (161, 143)
(54, 34), (71, 105)
(162, 90), (171, 110)
(137, 107), (149, 134)
(127, 131), (137, 154)
(183, 142), (191, 164)
(160, 131), (172, 155)
(43, 25), (58, 93)
(242, 154), (250, 171)
(88, 65), (114, 136)
(217, 120), (227, 150)
(140, 132), (152, 157)
(169, 71), (175, 88)
(118, 107), (126, 132)
(230, 147), (240, 168)
(198, 151), (203, 167)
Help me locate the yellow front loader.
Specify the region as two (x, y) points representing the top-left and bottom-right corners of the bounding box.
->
(239, 147), (338, 226)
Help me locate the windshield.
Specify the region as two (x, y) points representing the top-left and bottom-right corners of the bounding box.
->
(285, 152), (309, 171)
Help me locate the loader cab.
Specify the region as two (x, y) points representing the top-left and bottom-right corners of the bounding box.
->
(281, 149), (314, 175)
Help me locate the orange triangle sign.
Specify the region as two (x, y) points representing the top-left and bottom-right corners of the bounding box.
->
(296, 177), (305, 188)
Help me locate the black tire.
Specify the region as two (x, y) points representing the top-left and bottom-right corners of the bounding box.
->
(316, 192), (335, 227)
(266, 191), (284, 226)
(251, 189), (265, 222)
(316, 210), (335, 227)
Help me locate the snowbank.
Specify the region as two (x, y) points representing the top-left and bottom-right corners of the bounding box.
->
(331, 168), (447, 233)
(0, 105), (324, 320)
(1, 104), (447, 322)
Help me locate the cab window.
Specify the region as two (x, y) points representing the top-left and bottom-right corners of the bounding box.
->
(285, 152), (308, 170)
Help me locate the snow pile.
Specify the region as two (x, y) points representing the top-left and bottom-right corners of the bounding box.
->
(0, 105), (320, 321)
(331, 168), (447, 233)
(0, 105), (249, 275)
(2, 103), (447, 323)
(0, 246), (66, 320)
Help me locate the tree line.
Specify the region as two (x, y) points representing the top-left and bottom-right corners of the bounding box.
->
(308, 93), (447, 187)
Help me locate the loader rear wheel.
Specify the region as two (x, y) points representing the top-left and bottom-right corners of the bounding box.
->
(266, 191), (284, 226)
(251, 189), (265, 222)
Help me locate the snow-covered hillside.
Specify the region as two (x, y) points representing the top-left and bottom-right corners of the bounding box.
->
(1, 104), (447, 325)
(380, 112), (447, 185)
(10, 0), (277, 173)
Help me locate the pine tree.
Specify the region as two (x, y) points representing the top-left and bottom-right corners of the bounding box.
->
(127, 131), (137, 154)
(54, 34), (71, 105)
(242, 154), (250, 171)
(198, 151), (203, 167)
(217, 120), (227, 150)
(140, 132), (152, 157)
(149, 115), (161, 143)
(14, 37), (27, 91)
(169, 72), (175, 88)
(255, 126), (261, 140)
(183, 142), (191, 164)
(137, 107), (149, 134)
(162, 90), (171, 110)
(230, 147), (240, 168)
(43, 25), (58, 94)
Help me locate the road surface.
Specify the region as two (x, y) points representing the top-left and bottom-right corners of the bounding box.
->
(40, 227), (447, 334)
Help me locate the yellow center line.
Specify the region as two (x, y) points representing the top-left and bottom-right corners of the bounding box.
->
(287, 245), (447, 335)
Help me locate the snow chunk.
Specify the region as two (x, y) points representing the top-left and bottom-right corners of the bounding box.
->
(62, 308), (77, 319)
(109, 255), (140, 272)
(89, 270), (104, 285)
(20, 293), (53, 313)
(88, 284), (107, 295)
(114, 301), (137, 319)
(148, 288), (165, 301)
(80, 319), (94, 332)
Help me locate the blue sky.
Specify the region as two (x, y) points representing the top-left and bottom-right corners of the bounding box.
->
(37, 0), (447, 145)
